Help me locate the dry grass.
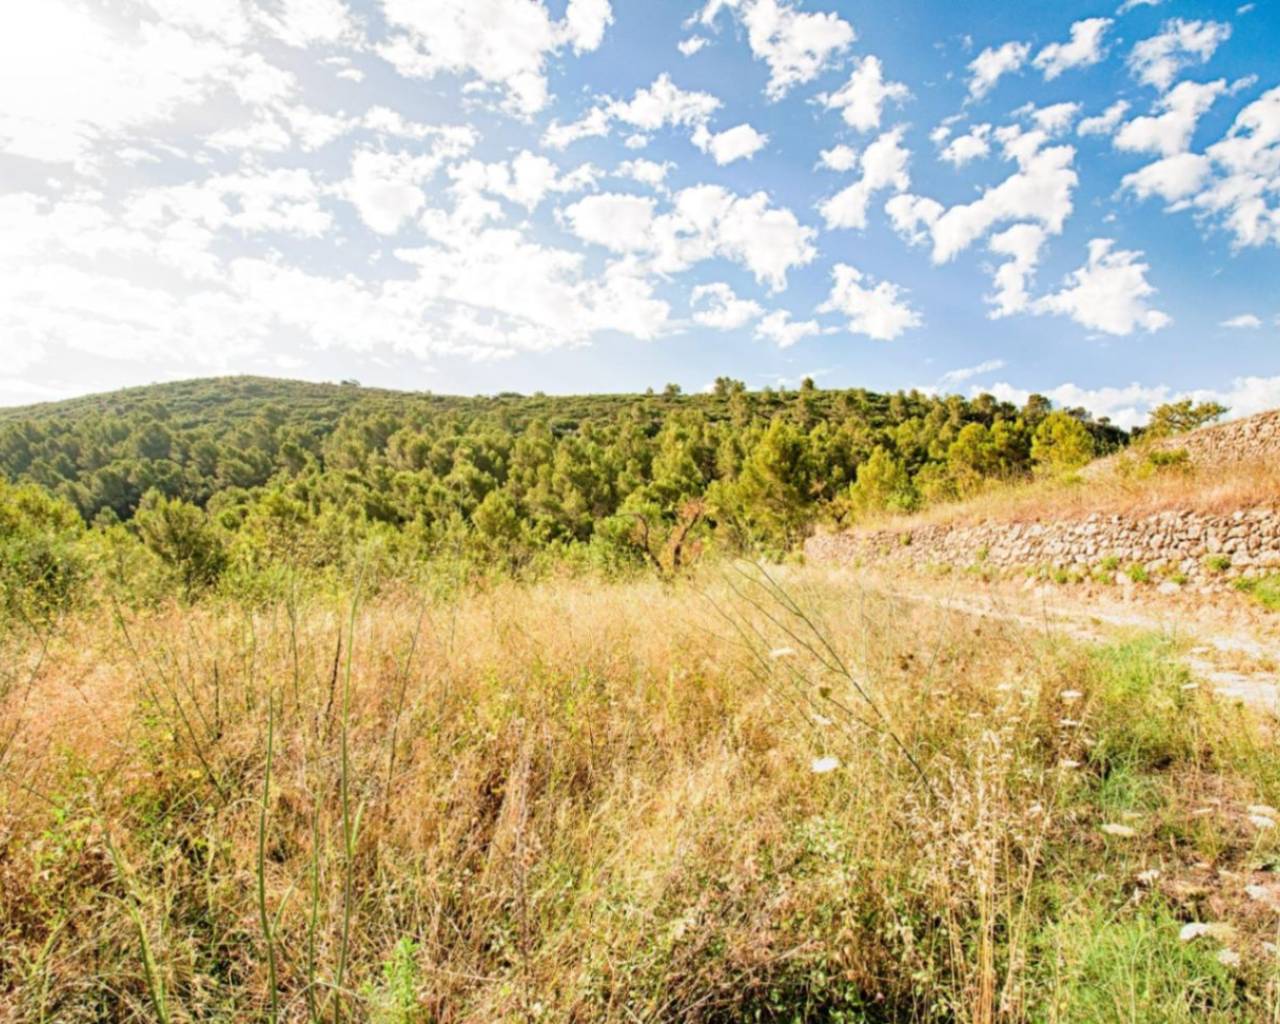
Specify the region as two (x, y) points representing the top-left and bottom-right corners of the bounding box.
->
(1, 566), (1279, 1021)
(863, 454), (1280, 533)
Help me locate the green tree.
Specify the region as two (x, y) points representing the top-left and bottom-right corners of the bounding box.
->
(846, 446), (917, 517)
(1031, 412), (1095, 475)
(133, 490), (227, 596)
(1142, 400), (1227, 440)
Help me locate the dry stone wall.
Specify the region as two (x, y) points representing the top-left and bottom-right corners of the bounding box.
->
(805, 507), (1280, 588)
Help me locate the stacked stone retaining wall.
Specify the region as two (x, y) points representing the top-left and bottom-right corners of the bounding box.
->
(805, 507), (1280, 587)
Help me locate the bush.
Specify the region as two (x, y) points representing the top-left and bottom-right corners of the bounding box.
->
(0, 479), (87, 619)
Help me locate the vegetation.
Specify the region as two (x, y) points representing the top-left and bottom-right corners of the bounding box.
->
(3, 566), (1279, 1020)
(3, 378), (1275, 1019)
(0, 376), (1128, 609)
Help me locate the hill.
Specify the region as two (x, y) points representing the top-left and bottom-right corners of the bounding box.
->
(0, 375), (1129, 587)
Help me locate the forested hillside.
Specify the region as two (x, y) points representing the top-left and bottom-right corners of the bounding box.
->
(0, 375), (1129, 609)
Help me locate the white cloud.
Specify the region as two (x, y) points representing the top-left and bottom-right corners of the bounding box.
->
(986, 223), (1047, 317)
(1033, 18), (1112, 80)
(820, 55), (909, 132)
(818, 144), (858, 171)
(343, 147), (451, 234)
(1221, 313), (1262, 328)
(691, 282), (764, 329)
(1114, 79), (1226, 156)
(697, 0), (855, 100)
(939, 123), (991, 166)
(754, 309), (820, 347)
(1128, 18), (1231, 91)
(1117, 0), (1162, 14)
(678, 35), (708, 56)
(818, 263), (921, 340)
(967, 41), (1029, 100)
(608, 73), (721, 132)
(1078, 100), (1130, 136)
(1121, 152), (1213, 202)
(1019, 101), (1081, 135)
(259, 0), (358, 48)
(819, 127), (910, 230)
(691, 122), (769, 164)
(0, 1), (253, 165)
(377, 0), (613, 117)
(449, 150), (598, 210)
(1033, 238), (1171, 335)
(615, 159), (674, 190)
(563, 185), (817, 291)
(1192, 86), (1280, 247)
(939, 358), (1006, 387)
(987, 374), (1280, 429)
(892, 126), (1077, 262)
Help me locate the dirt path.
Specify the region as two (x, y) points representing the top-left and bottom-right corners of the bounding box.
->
(856, 571), (1280, 712)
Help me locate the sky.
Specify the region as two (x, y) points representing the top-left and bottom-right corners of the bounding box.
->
(1, 0), (1279, 427)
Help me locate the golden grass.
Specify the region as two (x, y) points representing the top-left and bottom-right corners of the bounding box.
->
(1, 567), (1278, 1020)
(861, 454), (1280, 533)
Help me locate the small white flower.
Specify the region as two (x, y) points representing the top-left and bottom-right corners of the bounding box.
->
(1060, 690), (1083, 702)
(1249, 814), (1276, 830)
(1217, 948), (1241, 968)
(810, 755), (840, 774)
(769, 647), (796, 660)
(1101, 823), (1136, 837)
(1248, 804), (1277, 818)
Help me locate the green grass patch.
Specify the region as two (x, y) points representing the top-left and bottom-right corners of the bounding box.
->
(1233, 573), (1280, 610)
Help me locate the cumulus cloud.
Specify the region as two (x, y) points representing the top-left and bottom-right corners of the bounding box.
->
(890, 125), (1077, 263)
(691, 282), (764, 329)
(1121, 152), (1213, 202)
(543, 73), (764, 164)
(939, 123), (992, 166)
(818, 264), (921, 340)
(986, 223), (1047, 317)
(967, 41), (1029, 100)
(696, 0), (855, 99)
(1128, 18), (1231, 91)
(818, 144), (858, 171)
(377, 0), (612, 116)
(615, 159), (674, 190)
(691, 122), (769, 164)
(1032, 238), (1171, 335)
(754, 309), (821, 347)
(1033, 18), (1112, 80)
(1221, 313), (1262, 328)
(1078, 100), (1130, 136)
(820, 55), (909, 132)
(819, 127), (910, 230)
(1114, 79), (1226, 156)
(449, 150), (599, 210)
(678, 35), (708, 56)
(563, 185), (817, 291)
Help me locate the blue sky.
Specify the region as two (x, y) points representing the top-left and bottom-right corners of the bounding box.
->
(1, 0), (1278, 426)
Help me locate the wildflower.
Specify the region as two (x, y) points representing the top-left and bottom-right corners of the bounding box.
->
(810, 756), (840, 774)
(1217, 948), (1241, 968)
(1248, 804), (1278, 818)
(1059, 689), (1083, 701)
(1101, 823), (1136, 837)
(769, 647), (796, 660)
(1250, 815), (1277, 830)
